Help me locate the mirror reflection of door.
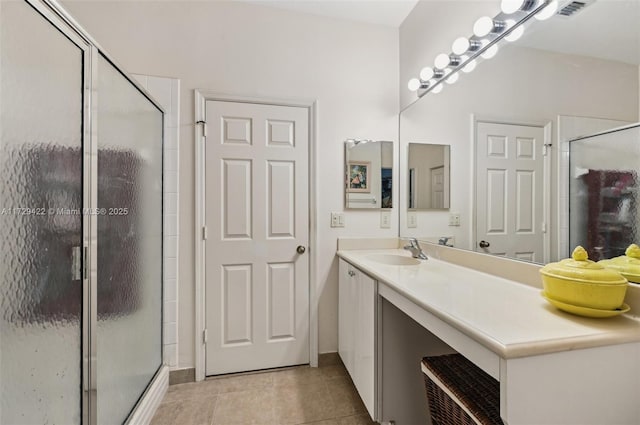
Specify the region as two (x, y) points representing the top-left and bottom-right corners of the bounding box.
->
(409, 168), (416, 209)
(475, 121), (548, 262)
(430, 166), (445, 209)
(407, 143), (450, 210)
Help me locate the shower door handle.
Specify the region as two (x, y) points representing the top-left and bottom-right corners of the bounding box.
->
(72, 246), (82, 280)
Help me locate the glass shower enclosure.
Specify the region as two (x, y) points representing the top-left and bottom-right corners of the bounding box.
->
(569, 124), (640, 261)
(0, 0), (164, 424)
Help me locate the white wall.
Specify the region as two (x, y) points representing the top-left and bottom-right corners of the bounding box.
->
(63, 0), (399, 368)
(399, 0), (639, 260)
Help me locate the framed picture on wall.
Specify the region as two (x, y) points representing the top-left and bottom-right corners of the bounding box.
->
(347, 161), (370, 193)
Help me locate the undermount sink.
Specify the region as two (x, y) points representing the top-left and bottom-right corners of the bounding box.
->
(367, 254), (422, 266)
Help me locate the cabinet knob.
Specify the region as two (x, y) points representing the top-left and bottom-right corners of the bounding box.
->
(348, 270), (356, 277)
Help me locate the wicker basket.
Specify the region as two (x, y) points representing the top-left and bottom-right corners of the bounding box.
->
(422, 354), (504, 425)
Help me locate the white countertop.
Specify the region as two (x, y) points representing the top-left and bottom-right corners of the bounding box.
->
(337, 248), (640, 359)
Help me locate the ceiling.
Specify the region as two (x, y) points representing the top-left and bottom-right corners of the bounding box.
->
(239, 0), (419, 27)
(518, 0), (640, 65)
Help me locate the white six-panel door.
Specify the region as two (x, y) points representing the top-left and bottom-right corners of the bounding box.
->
(205, 100), (309, 375)
(476, 122), (545, 262)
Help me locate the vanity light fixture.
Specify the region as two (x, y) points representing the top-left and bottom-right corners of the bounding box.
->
(407, 0), (552, 97)
(501, 0), (525, 14)
(504, 19), (525, 41)
(408, 78), (422, 92)
(462, 59), (477, 73)
(535, 0), (559, 20)
(481, 43), (499, 59)
(473, 16), (505, 37)
(445, 72), (459, 84)
(420, 66), (435, 81)
(434, 53), (452, 69)
(452, 37), (470, 55)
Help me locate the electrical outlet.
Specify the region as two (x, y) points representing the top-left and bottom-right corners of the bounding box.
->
(448, 213), (461, 226)
(331, 212), (345, 228)
(407, 212), (417, 228)
(380, 211), (391, 228)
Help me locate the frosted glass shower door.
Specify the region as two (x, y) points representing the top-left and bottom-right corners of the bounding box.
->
(570, 124), (640, 261)
(96, 56), (163, 424)
(1, 1), (86, 423)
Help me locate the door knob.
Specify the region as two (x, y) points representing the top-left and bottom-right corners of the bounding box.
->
(479, 240), (490, 248)
(297, 245), (306, 254)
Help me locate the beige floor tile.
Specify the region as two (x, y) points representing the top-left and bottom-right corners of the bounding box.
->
(212, 389), (275, 424)
(151, 395), (217, 425)
(326, 377), (366, 417)
(298, 419), (340, 425)
(271, 366), (326, 388)
(164, 380), (221, 403)
(335, 413), (375, 425)
(319, 365), (348, 381)
(273, 382), (335, 425)
(154, 362), (369, 425)
(206, 371), (274, 394)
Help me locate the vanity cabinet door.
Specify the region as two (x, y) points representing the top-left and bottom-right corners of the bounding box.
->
(338, 259), (355, 377)
(338, 258), (377, 420)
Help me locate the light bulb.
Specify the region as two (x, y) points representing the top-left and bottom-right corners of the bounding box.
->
(462, 60), (477, 73)
(408, 78), (421, 92)
(501, 0), (524, 14)
(504, 20), (525, 42)
(452, 37), (470, 55)
(420, 67), (434, 81)
(446, 73), (459, 84)
(434, 53), (451, 69)
(535, 0), (558, 20)
(432, 84), (444, 94)
(481, 43), (499, 59)
(473, 16), (494, 37)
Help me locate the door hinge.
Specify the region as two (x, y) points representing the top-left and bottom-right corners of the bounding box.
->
(202, 225), (208, 240)
(203, 329), (208, 344)
(542, 221), (547, 233)
(542, 143), (552, 156)
(196, 120), (207, 138)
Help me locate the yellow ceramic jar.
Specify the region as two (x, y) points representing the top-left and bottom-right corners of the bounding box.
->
(598, 244), (640, 284)
(540, 246), (628, 310)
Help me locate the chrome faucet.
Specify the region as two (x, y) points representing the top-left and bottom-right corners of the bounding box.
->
(438, 237), (453, 247)
(404, 238), (428, 260)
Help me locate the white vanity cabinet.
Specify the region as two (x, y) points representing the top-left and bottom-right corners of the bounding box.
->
(338, 258), (376, 420)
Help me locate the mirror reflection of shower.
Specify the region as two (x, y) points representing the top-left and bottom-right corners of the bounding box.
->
(570, 124), (640, 261)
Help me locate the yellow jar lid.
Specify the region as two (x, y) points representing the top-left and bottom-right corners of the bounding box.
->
(540, 246), (627, 285)
(598, 244), (640, 282)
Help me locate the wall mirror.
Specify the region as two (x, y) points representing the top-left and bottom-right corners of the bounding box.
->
(345, 140), (394, 209)
(407, 143), (450, 210)
(399, 0), (640, 264)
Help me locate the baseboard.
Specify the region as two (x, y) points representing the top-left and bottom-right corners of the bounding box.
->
(169, 367), (196, 385)
(126, 365), (168, 425)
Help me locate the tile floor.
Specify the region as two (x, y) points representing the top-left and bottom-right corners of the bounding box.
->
(151, 362), (376, 425)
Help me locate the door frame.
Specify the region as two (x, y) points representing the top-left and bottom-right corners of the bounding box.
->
(194, 91), (318, 381)
(471, 115), (552, 263)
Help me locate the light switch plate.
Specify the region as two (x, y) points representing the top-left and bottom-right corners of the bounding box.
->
(448, 213), (461, 226)
(331, 212), (345, 228)
(380, 211), (391, 228)
(407, 211), (417, 228)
